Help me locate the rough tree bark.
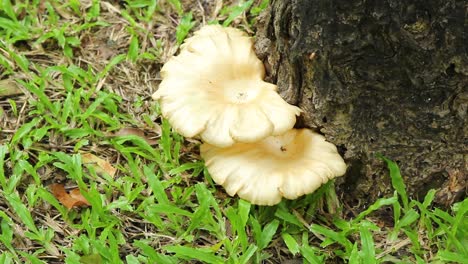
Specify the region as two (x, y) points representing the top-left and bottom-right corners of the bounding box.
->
(255, 0), (467, 206)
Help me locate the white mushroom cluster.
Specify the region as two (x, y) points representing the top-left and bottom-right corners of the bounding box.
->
(153, 25), (347, 205)
(153, 25), (301, 147)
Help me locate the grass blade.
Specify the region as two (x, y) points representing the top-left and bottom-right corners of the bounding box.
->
(145, 166), (169, 205)
(5, 192), (38, 233)
(301, 244), (324, 264)
(378, 155), (409, 209)
(353, 196), (398, 224)
(134, 240), (177, 264)
(10, 118), (41, 145)
(282, 233), (300, 255)
(310, 224), (353, 253)
(359, 221), (377, 264)
(164, 245), (223, 264)
(238, 244), (257, 264)
(0, 145), (7, 189)
(258, 219), (279, 250)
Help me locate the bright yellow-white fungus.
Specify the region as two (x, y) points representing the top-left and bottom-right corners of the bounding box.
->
(200, 129), (347, 205)
(152, 25), (301, 147)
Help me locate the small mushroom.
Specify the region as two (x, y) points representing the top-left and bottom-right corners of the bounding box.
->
(153, 25), (301, 147)
(200, 129), (347, 205)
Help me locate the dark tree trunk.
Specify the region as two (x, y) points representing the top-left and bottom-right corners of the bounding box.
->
(255, 0), (467, 206)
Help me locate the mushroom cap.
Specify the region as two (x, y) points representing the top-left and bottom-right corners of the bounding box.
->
(153, 25), (301, 147)
(180, 24), (247, 49)
(200, 129), (347, 206)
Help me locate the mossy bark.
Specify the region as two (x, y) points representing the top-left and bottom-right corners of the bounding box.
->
(255, 0), (467, 206)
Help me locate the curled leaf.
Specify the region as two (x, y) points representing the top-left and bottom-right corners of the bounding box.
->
(81, 153), (117, 177)
(0, 79), (23, 97)
(50, 183), (90, 209)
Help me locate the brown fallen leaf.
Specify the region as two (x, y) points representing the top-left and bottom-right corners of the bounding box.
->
(0, 79), (23, 97)
(50, 183), (90, 209)
(50, 1), (73, 19)
(111, 127), (158, 145)
(81, 153), (117, 177)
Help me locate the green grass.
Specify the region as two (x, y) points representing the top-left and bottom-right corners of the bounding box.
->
(0, 0), (467, 263)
